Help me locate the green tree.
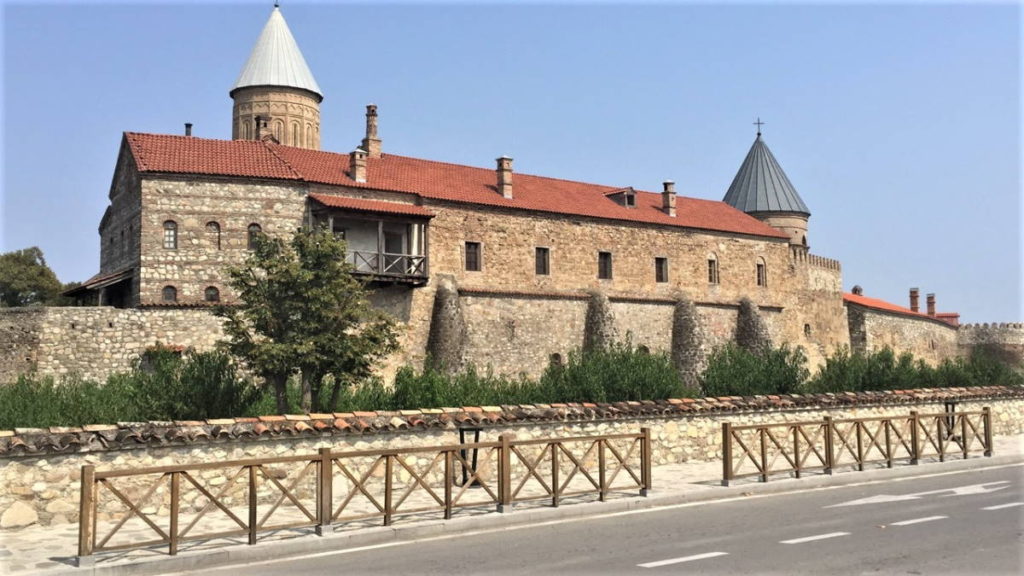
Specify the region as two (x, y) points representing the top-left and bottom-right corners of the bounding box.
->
(0, 247), (64, 306)
(214, 227), (399, 413)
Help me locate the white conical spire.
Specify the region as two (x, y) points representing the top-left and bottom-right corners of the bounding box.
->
(232, 6), (322, 99)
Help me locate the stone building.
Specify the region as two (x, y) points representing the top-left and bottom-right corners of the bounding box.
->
(30, 5), (979, 383)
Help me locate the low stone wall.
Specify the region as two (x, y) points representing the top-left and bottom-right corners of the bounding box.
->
(0, 307), (225, 384)
(1, 386), (1021, 530)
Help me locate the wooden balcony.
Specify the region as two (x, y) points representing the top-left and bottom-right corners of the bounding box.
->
(348, 250), (429, 286)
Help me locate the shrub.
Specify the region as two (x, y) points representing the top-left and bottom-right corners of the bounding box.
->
(540, 341), (691, 403)
(701, 343), (808, 397)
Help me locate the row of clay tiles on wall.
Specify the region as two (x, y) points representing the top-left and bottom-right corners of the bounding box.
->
(1, 386), (1021, 458)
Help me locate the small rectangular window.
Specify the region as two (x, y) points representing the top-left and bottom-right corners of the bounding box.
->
(535, 247), (550, 276)
(465, 241), (481, 272)
(757, 263), (767, 287)
(598, 252), (613, 280)
(708, 259), (719, 284)
(655, 257), (668, 283)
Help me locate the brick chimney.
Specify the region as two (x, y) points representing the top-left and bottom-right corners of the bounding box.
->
(662, 181), (677, 217)
(184, 123), (192, 137)
(362, 104), (382, 159)
(496, 156), (513, 199)
(350, 148), (367, 183)
(926, 293), (936, 316)
(909, 287), (920, 313)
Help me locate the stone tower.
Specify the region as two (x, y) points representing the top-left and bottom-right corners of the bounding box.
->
(230, 6), (323, 150)
(722, 130), (811, 251)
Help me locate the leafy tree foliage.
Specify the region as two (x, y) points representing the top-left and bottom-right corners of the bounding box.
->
(214, 228), (399, 413)
(0, 247), (64, 306)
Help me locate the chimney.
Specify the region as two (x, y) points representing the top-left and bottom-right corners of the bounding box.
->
(362, 104), (382, 158)
(350, 148), (367, 183)
(496, 156), (513, 199)
(926, 293), (936, 316)
(909, 287), (920, 313)
(662, 181), (677, 217)
(184, 123), (192, 137)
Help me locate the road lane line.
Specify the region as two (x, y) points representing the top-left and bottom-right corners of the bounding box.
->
(638, 552), (729, 568)
(890, 515), (948, 526)
(982, 502), (1023, 511)
(780, 532), (849, 544)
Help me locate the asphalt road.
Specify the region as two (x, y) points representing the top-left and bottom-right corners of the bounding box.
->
(184, 464), (1024, 576)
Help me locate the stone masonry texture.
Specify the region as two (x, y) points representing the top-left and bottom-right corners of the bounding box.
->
(0, 386), (1020, 530)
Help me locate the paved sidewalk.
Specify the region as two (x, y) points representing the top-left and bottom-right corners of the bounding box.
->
(2, 434), (1021, 576)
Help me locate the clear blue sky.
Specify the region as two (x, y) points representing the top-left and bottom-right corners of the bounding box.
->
(2, 1), (1020, 323)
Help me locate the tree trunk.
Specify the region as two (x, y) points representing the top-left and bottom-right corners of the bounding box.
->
(300, 372), (313, 413)
(270, 373), (289, 415)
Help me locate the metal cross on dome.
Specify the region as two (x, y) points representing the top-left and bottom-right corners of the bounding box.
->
(754, 117), (765, 137)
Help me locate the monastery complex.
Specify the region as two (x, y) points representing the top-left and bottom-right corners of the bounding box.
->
(2, 6), (1020, 383)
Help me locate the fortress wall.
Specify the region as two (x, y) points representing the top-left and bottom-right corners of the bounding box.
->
(958, 323), (1024, 365)
(0, 308), (224, 384)
(846, 303), (959, 365)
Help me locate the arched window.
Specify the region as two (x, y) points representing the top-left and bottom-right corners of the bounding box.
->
(241, 119), (251, 140)
(707, 253), (719, 284)
(802, 235), (807, 247)
(247, 223), (262, 250)
(290, 121), (300, 147)
(163, 220), (178, 249)
(204, 286), (220, 302)
(162, 285), (177, 303)
(205, 221), (221, 250)
(272, 120), (283, 142)
(306, 123), (313, 148)
(756, 257), (767, 287)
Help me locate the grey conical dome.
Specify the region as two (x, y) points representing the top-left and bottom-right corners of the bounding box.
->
(722, 135), (809, 215)
(232, 7), (322, 99)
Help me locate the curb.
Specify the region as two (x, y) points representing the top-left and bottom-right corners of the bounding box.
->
(41, 454), (1023, 576)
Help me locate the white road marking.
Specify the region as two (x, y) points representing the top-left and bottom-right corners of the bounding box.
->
(638, 552), (729, 568)
(827, 481), (1011, 507)
(780, 532), (850, 544)
(982, 502), (1023, 510)
(890, 515), (948, 526)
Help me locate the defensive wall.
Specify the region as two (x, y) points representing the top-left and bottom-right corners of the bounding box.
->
(0, 386), (1021, 529)
(958, 323), (1024, 363)
(846, 301), (959, 365)
(0, 307), (225, 383)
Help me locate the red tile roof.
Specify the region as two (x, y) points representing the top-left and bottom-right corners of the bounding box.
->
(308, 193), (434, 218)
(843, 292), (959, 326)
(124, 132), (789, 239)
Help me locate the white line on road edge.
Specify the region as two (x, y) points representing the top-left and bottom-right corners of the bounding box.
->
(890, 515), (948, 526)
(638, 552), (729, 568)
(982, 502), (1024, 510)
(780, 532), (850, 544)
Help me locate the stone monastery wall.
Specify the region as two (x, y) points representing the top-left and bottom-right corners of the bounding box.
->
(847, 303), (959, 366)
(1, 386), (1020, 529)
(0, 307), (225, 383)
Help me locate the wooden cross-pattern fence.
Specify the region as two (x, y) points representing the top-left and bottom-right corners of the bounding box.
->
(721, 408), (993, 485)
(77, 430), (652, 561)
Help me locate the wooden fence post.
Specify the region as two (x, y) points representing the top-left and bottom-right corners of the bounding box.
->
(169, 471), (180, 555)
(721, 423), (732, 486)
(77, 465), (96, 563)
(823, 417), (834, 475)
(641, 428), (652, 496)
(598, 440), (607, 502)
(498, 434), (512, 512)
(551, 442), (560, 507)
(983, 407), (993, 457)
(316, 448), (332, 536)
(909, 411), (920, 465)
(759, 428), (768, 482)
(248, 466), (258, 545)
